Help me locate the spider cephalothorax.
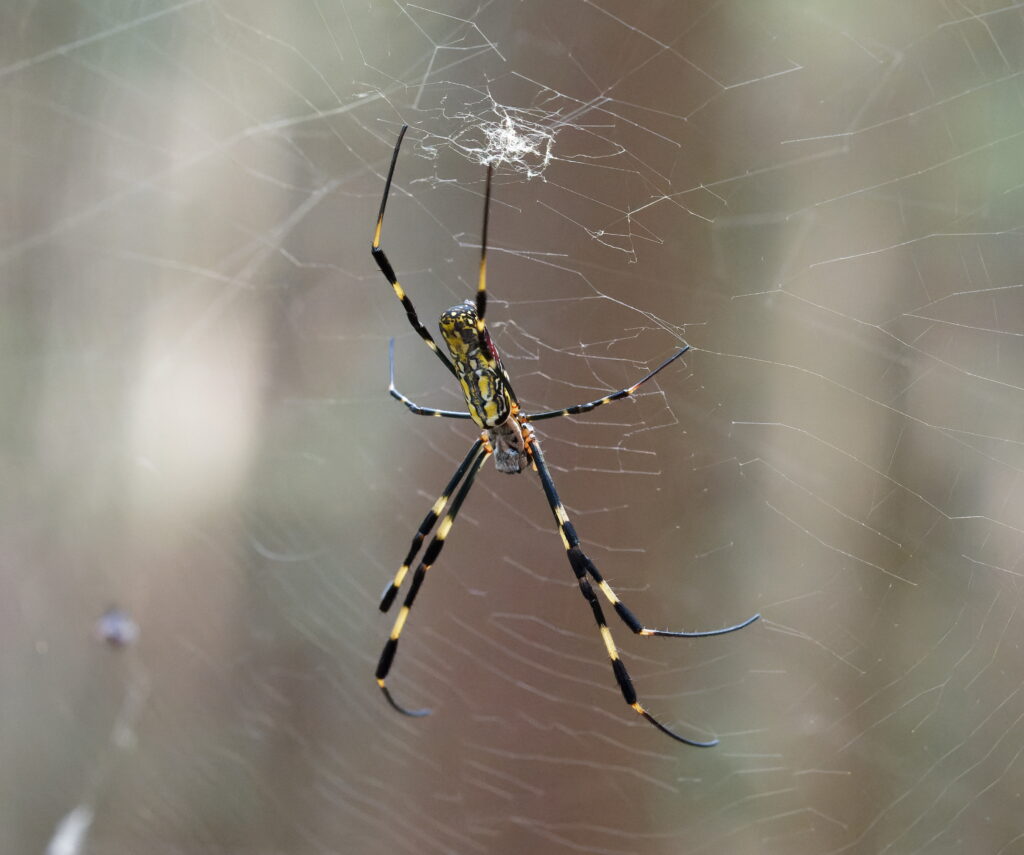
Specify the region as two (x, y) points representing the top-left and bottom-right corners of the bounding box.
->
(370, 124), (759, 746)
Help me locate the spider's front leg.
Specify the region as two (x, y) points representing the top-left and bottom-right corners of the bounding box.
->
(579, 551), (761, 640)
(526, 437), (758, 746)
(376, 441), (492, 716)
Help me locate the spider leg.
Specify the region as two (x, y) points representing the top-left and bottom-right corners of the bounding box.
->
(583, 547), (760, 638)
(527, 436), (723, 747)
(388, 338), (473, 419)
(377, 442), (492, 716)
(372, 125), (457, 378)
(527, 346), (691, 422)
(379, 438), (484, 612)
(474, 163), (492, 355)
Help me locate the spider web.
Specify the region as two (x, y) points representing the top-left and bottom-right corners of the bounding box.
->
(4, 2), (1024, 854)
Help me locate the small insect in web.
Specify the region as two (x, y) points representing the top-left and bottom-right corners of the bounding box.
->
(371, 125), (760, 746)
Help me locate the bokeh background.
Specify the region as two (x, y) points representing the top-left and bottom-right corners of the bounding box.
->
(4, 2), (1024, 853)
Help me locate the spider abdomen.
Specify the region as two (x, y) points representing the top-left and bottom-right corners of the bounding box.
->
(440, 300), (515, 431)
(456, 365), (509, 428)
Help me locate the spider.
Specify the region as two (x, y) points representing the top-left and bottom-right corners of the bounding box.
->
(371, 125), (759, 746)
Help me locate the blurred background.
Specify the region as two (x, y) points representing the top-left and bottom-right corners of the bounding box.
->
(3, 2), (1024, 853)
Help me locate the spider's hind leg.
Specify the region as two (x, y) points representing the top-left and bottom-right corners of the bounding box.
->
(371, 125), (457, 378)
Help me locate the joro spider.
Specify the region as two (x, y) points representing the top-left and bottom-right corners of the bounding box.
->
(371, 125), (759, 746)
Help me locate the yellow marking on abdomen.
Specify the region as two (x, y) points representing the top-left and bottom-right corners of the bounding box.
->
(437, 516), (454, 540)
(373, 218), (383, 247)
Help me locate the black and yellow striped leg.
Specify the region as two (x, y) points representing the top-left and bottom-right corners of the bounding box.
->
(525, 438), (755, 639)
(377, 442), (492, 717)
(372, 124), (457, 378)
(387, 339), (473, 420)
(527, 346), (692, 422)
(474, 164), (493, 356)
(379, 438), (484, 613)
(572, 549), (760, 638)
(528, 437), (726, 747)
